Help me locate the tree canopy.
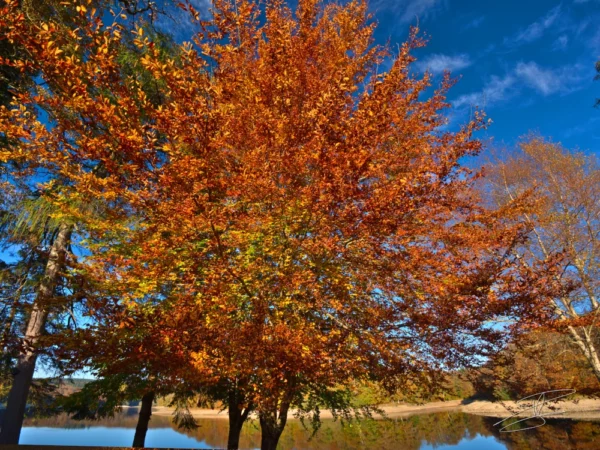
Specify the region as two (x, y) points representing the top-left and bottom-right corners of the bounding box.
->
(0, 1), (572, 448)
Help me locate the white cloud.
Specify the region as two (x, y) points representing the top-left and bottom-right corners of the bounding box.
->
(505, 4), (561, 46)
(515, 61), (586, 95)
(514, 62), (563, 95)
(453, 74), (517, 108)
(414, 53), (472, 75)
(371, 0), (447, 24)
(453, 61), (588, 108)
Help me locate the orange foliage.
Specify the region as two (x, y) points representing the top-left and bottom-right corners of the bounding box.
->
(0, 0), (563, 443)
(472, 331), (600, 399)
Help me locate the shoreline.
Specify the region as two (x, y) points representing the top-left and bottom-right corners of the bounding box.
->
(461, 398), (600, 420)
(146, 398), (600, 421)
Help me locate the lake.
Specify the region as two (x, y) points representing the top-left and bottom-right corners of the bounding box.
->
(18, 409), (600, 449)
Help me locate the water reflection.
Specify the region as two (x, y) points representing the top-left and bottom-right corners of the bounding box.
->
(18, 409), (600, 449)
(482, 416), (600, 450)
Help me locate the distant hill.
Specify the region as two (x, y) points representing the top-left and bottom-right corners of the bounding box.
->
(60, 378), (93, 390)
(31, 377), (93, 396)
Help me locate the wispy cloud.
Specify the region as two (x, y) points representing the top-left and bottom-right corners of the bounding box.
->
(414, 53), (473, 75)
(552, 34), (569, 50)
(589, 27), (600, 53)
(453, 61), (589, 108)
(371, 0), (447, 24)
(504, 4), (561, 46)
(564, 117), (600, 138)
(453, 74), (517, 109)
(463, 16), (485, 31)
(515, 61), (587, 95)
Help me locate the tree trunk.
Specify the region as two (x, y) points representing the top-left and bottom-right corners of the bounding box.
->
(259, 402), (289, 450)
(549, 296), (600, 384)
(568, 325), (600, 382)
(132, 391), (155, 448)
(0, 222), (72, 445)
(227, 389), (252, 450)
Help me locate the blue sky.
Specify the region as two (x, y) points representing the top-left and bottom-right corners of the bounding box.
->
(366, 0), (600, 155)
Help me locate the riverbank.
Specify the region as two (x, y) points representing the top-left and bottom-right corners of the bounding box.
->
(149, 399), (463, 420)
(462, 398), (600, 420)
(147, 397), (600, 421)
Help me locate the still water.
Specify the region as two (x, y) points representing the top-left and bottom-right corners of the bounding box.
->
(19, 409), (600, 449)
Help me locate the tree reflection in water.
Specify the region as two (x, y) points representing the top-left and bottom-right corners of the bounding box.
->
(20, 410), (600, 449)
(483, 416), (600, 450)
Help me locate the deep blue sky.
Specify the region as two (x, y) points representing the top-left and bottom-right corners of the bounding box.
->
(366, 0), (600, 155)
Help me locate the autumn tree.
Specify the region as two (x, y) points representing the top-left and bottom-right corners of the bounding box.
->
(472, 330), (600, 400)
(485, 136), (600, 382)
(0, 0), (88, 408)
(89, 1), (557, 448)
(0, 0), (179, 443)
(57, 291), (203, 448)
(0, 0), (160, 107)
(0, 1), (562, 449)
(0, 198), (74, 444)
(0, 202), (51, 402)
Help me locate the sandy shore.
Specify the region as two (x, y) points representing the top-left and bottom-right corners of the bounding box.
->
(461, 398), (600, 420)
(150, 399), (465, 420)
(147, 398), (600, 421)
